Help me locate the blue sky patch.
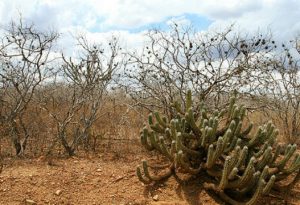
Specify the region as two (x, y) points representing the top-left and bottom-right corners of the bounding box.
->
(90, 13), (212, 33)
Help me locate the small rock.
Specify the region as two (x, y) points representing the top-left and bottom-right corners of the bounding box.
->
(96, 168), (102, 172)
(25, 199), (37, 205)
(153, 195), (159, 201)
(55, 190), (62, 196)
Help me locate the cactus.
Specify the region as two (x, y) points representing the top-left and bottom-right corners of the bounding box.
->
(137, 90), (300, 204)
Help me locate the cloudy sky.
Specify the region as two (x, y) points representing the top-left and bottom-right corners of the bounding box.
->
(0, 0), (299, 49)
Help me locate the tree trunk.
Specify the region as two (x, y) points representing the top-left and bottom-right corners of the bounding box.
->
(10, 121), (22, 155)
(59, 133), (75, 156)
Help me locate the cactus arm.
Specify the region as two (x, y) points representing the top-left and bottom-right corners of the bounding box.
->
(206, 144), (215, 169)
(185, 108), (201, 136)
(239, 171), (261, 194)
(228, 167), (239, 180)
(259, 166), (270, 182)
(204, 182), (244, 205)
(227, 146), (241, 172)
(154, 111), (167, 128)
(228, 97), (236, 118)
(148, 113), (154, 125)
(253, 143), (268, 158)
(225, 136), (239, 153)
(159, 136), (173, 160)
(244, 179), (266, 205)
(206, 137), (224, 169)
(268, 129), (279, 146)
(201, 127), (210, 147)
(172, 101), (184, 114)
(230, 105), (239, 120)
(270, 144), (282, 166)
(177, 150), (201, 174)
(227, 157), (256, 189)
(204, 177), (267, 205)
(185, 90), (192, 111)
(256, 147), (272, 170)
(263, 175), (276, 195)
(236, 146), (248, 169)
(276, 144), (297, 170)
(234, 122), (242, 136)
(269, 144), (298, 177)
(137, 160), (174, 183)
(140, 127), (154, 151)
(150, 122), (165, 133)
(218, 156), (231, 190)
(209, 117), (219, 143)
(222, 128), (233, 151)
(177, 133), (202, 157)
(165, 128), (172, 140)
(148, 131), (162, 151)
(136, 166), (152, 184)
(273, 155), (300, 181)
(282, 154), (300, 174)
(248, 127), (263, 147)
(170, 119), (178, 139)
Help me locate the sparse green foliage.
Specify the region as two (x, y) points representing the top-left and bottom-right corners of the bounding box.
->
(137, 90), (300, 205)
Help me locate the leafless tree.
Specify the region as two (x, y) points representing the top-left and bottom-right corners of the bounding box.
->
(122, 24), (275, 117)
(252, 38), (300, 143)
(39, 36), (121, 156)
(0, 19), (59, 155)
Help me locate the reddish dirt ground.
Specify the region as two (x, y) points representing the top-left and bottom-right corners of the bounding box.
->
(0, 150), (299, 205)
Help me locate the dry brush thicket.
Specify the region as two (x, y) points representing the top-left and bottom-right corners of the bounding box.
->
(0, 19), (300, 203)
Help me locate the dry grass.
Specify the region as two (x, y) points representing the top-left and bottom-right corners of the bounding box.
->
(0, 94), (300, 204)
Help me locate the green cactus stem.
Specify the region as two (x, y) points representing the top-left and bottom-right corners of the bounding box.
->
(140, 127), (154, 151)
(176, 150), (202, 174)
(136, 160), (174, 184)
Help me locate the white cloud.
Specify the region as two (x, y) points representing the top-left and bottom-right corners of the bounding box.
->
(198, 0), (262, 20)
(0, 0), (299, 53)
(206, 0), (300, 40)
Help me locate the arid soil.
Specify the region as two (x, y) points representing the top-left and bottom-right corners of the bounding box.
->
(0, 148), (299, 205)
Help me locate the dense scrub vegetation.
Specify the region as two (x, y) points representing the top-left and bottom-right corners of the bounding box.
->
(0, 18), (300, 204)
